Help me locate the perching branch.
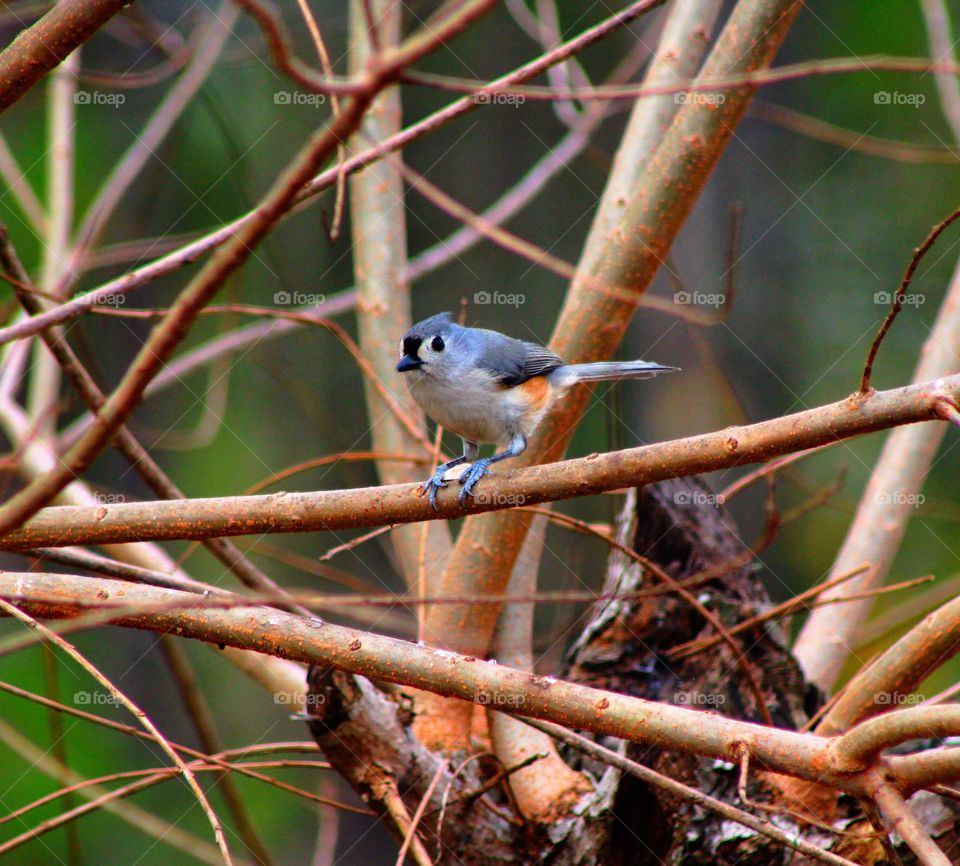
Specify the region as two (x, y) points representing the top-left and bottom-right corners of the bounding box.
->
(0, 373), (958, 550)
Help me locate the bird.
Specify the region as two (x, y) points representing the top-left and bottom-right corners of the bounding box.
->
(396, 312), (678, 509)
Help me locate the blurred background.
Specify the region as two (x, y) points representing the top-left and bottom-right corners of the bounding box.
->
(0, 0), (958, 862)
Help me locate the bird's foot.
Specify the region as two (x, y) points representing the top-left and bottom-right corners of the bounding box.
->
(458, 458), (492, 505)
(421, 466), (450, 512)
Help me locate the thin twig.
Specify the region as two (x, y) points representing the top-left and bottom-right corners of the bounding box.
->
(57, 2), (239, 298)
(0, 678), (369, 814)
(0, 78), (379, 537)
(860, 204), (960, 393)
(294, 0), (346, 241)
(400, 55), (960, 103)
(751, 102), (960, 164)
(0, 598), (234, 864)
(159, 637), (274, 866)
(0, 228), (315, 619)
(91, 304), (435, 454)
(319, 525), (395, 562)
(381, 787), (433, 866)
(668, 564), (873, 658)
(244, 452), (427, 496)
(0, 133), (46, 231)
(519, 506), (773, 725)
(395, 761), (446, 866)
(401, 162), (722, 324)
(0, 715), (228, 864)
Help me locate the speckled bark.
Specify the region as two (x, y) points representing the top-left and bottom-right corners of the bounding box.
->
(0, 0), (129, 114)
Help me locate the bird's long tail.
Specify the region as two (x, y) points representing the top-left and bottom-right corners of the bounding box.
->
(554, 360), (678, 386)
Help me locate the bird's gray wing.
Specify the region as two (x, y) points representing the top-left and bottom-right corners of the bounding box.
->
(515, 341), (565, 382)
(475, 330), (564, 386)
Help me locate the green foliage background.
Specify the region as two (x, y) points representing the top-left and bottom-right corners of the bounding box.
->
(0, 1), (958, 862)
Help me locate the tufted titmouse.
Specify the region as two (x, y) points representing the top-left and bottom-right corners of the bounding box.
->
(396, 312), (678, 509)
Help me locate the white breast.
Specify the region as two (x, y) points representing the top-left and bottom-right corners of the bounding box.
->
(407, 367), (529, 445)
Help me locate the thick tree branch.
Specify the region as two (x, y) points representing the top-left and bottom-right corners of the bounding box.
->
(0, 573), (855, 780)
(0, 0), (128, 115)
(873, 784), (952, 866)
(348, 0), (452, 588)
(6, 570), (960, 807)
(0, 373), (957, 550)
(425, 0), (805, 710)
(817, 584), (960, 738)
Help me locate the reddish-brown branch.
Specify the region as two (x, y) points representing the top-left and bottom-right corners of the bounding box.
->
(0, 228), (315, 619)
(5, 569), (959, 807)
(401, 56), (960, 104)
(0, 598), (233, 863)
(1, 373), (958, 550)
(0, 0), (128, 114)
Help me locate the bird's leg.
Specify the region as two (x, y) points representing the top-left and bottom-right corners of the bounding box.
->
(423, 440), (478, 511)
(459, 433), (526, 505)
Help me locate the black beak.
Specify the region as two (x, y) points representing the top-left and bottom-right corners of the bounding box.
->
(396, 355), (423, 373)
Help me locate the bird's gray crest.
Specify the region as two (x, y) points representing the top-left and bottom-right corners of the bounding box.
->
(406, 311), (455, 341)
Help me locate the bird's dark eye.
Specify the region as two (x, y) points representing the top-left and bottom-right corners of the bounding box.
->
(431, 336), (445, 352)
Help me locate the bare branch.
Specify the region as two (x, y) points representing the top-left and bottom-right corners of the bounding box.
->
(0, 0), (129, 114)
(0, 75), (382, 536)
(1, 373), (957, 550)
(860, 204), (960, 393)
(873, 785), (952, 866)
(817, 587), (960, 737)
(57, 2), (240, 298)
(751, 101), (960, 164)
(10, 568), (960, 810)
(0, 715), (227, 864)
